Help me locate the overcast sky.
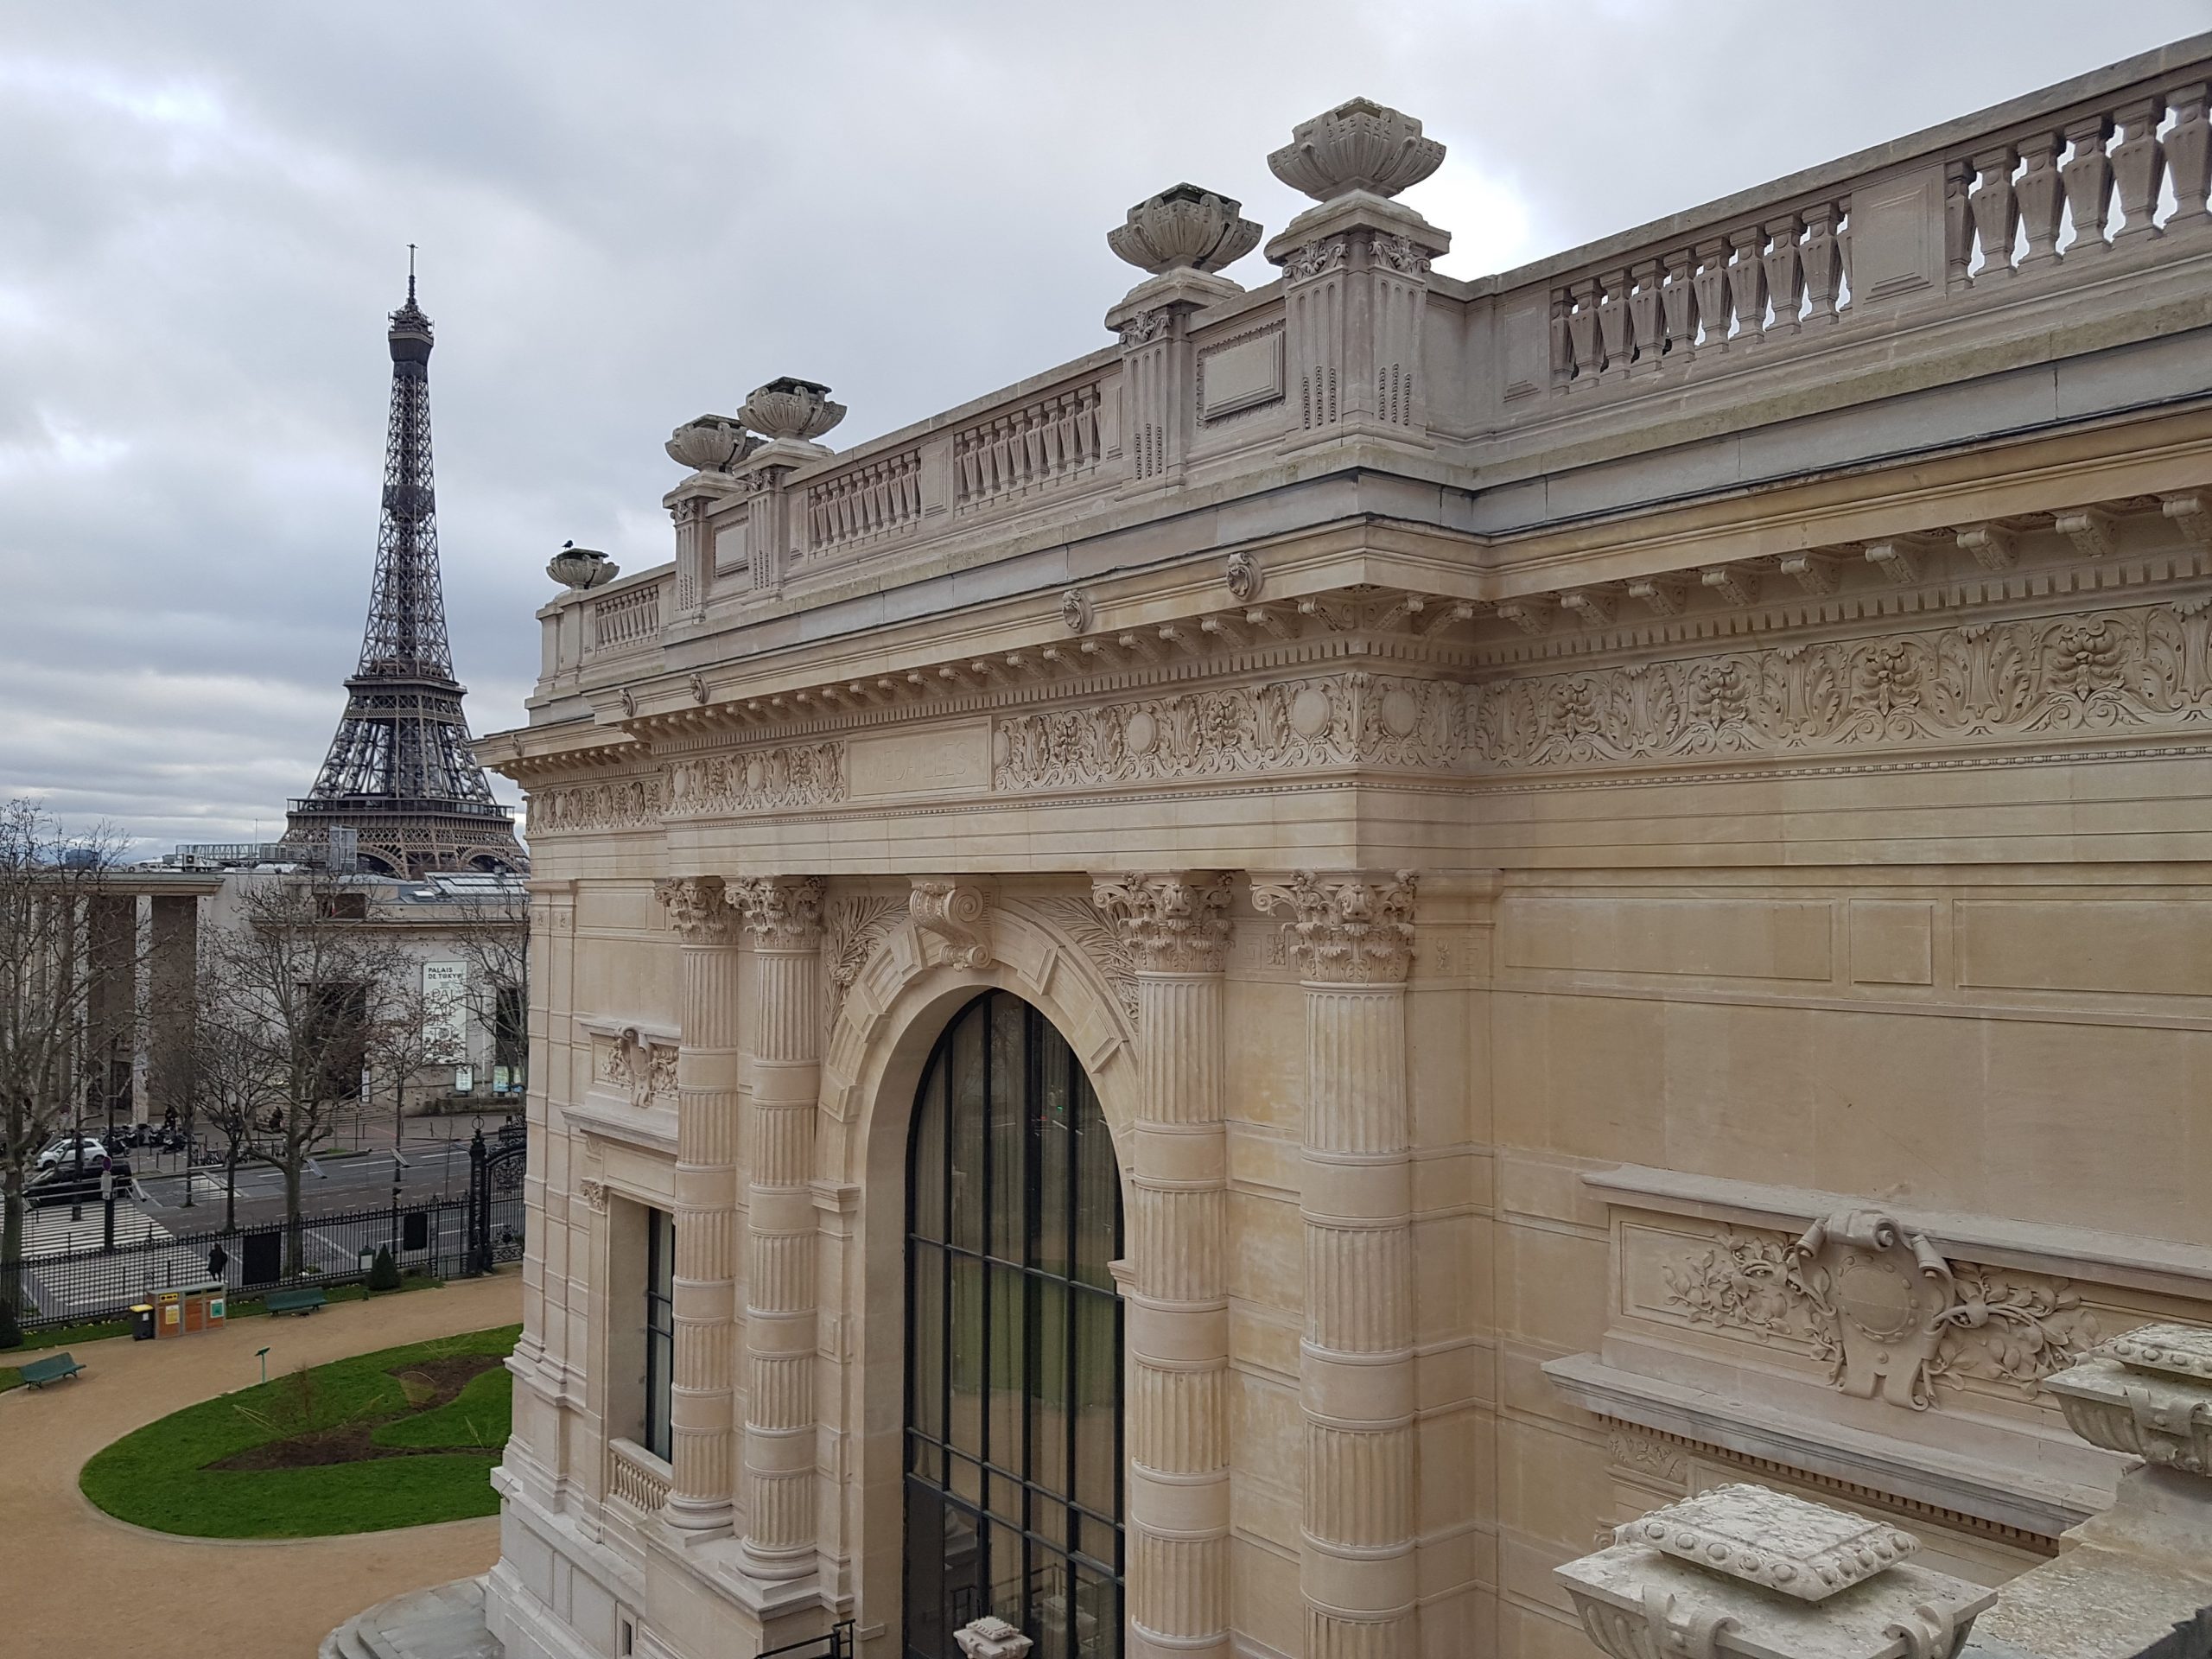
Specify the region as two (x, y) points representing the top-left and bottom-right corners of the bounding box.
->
(3, 2), (2204, 855)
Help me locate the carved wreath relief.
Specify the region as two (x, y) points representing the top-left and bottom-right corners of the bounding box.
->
(1660, 1209), (2099, 1409)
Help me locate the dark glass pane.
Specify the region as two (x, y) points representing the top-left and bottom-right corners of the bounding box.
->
(949, 1254), (983, 1458)
(950, 1002), (987, 1254)
(1074, 1561), (1122, 1659)
(985, 1517), (1026, 1627)
(944, 1505), (984, 1634)
(1078, 1511), (1118, 1571)
(1028, 1275), (1069, 1495)
(909, 1240), (944, 1444)
(904, 1484), (946, 1659)
(988, 995), (1027, 1263)
(911, 1065), (947, 1243)
(1071, 1288), (1119, 1521)
(1034, 1034), (1071, 1279)
(988, 1262), (1025, 1471)
(1072, 1072), (1117, 1291)
(988, 1470), (1023, 1526)
(906, 1434), (938, 1478)
(949, 1452), (983, 1510)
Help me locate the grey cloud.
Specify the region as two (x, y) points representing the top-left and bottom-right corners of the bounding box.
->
(3, 0), (2203, 851)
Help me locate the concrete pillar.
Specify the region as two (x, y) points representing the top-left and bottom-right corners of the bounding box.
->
(88, 894), (137, 1123)
(654, 874), (743, 1532)
(1250, 871), (1420, 1659)
(732, 875), (826, 1581)
(147, 895), (197, 1129)
(1091, 873), (1236, 1659)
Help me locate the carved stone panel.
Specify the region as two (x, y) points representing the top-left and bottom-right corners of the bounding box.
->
(595, 1027), (677, 1111)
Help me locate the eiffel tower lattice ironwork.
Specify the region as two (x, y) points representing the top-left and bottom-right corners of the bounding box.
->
(288, 270), (525, 877)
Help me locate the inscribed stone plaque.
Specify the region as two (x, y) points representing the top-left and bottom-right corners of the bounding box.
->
(1200, 330), (1285, 420)
(848, 724), (992, 797)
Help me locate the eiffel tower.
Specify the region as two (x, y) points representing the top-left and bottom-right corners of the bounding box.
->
(288, 266), (524, 877)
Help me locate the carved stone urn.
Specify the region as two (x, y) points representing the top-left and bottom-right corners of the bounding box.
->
(1267, 97), (1445, 202)
(547, 542), (618, 591)
(664, 412), (759, 474)
(738, 377), (846, 444)
(1107, 182), (1262, 274)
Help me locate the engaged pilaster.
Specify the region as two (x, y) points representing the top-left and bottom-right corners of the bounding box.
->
(732, 875), (828, 1583)
(1091, 873), (1236, 1659)
(655, 874), (743, 1533)
(1249, 871), (1420, 1659)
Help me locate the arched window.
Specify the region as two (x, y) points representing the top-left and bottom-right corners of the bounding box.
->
(904, 991), (1124, 1659)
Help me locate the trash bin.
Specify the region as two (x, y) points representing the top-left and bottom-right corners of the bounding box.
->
(130, 1304), (155, 1341)
(153, 1288), (183, 1338)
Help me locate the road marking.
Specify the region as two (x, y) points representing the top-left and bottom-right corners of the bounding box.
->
(16, 1199), (173, 1258)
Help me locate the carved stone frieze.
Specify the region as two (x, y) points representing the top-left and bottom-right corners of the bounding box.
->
(528, 773), (665, 835)
(655, 874), (734, 944)
(1090, 871), (1235, 976)
(1658, 1214), (2101, 1409)
(731, 874), (826, 948)
(1606, 1429), (1689, 1487)
(664, 742), (845, 817)
(1471, 602), (2212, 772)
(994, 671), (1465, 791)
(1032, 896), (1139, 1022)
(1249, 870), (1417, 985)
(910, 881), (991, 970)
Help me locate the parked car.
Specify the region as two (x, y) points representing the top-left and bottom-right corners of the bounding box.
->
(27, 1160), (124, 1208)
(35, 1135), (114, 1173)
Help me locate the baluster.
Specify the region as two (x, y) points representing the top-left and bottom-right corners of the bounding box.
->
(2111, 97), (2169, 242)
(1566, 277), (1601, 385)
(2013, 132), (2064, 270)
(2167, 84), (2211, 229)
(1595, 269), (1632, 380)
(1760, 213), (1803, 336)
(1690, 239), (1732, 350)
(1659, 248), (1695, 358)
(1802, 203), (1842, 321)
(1967, 144), (2019, 277)
(1548, 289), (1572, 387)
(1626, 258), (1663, 372)
(1727, 226), (1769, 342)
(1944, 160), (1975, 289)
(2061, 114), (2114, 257)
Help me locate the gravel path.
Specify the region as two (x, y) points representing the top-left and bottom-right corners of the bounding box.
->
(1, 1271), (521, 1658)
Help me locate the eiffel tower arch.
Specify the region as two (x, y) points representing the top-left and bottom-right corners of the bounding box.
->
(288, 274), (524, 877)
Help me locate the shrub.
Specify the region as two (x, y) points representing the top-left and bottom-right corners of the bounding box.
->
(367, 1246), (401, 1293)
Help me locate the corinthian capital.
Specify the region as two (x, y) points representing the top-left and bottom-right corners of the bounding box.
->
(1249, 870), (1418, 984)
(656, 874), (734, 944)
(732, 875), (826, 949)
(1090, 871), (1234, 975)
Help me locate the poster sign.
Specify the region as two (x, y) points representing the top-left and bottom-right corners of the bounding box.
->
(423, 962), (467, 1060)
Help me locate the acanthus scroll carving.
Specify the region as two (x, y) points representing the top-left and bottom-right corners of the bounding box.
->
(655, 875), (734, 945)
(732, 875), (826, 949)
(911, 881), (992, 970)
(823, 894), (905, 1026)
(1249, 870), (1417, 984)
(995, 671), (1465, 791)
(577, 1178), (609, 1215)
(1659, 1211), (2101, 1410)
(1031, 897), (1138, 1022)
(1471, 601), (2212, 772)
(528, 773), (664, 835)
(1090, 871), (1235, 975)
(664, 742), (845, 817)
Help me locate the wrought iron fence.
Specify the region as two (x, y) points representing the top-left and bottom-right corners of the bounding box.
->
(0, 1186), (523, 1331)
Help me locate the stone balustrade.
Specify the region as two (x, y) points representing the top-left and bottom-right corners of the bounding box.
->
(804, 447), (925, 556)
(585, 579), (662, 657)
(605, 1436), (673, 1519)
(951, 377), (1109, 512)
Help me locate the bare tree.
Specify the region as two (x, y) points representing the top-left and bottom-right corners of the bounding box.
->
(206, 872), (407, 1275)
(448, 883), (529, 1107)
(368, 973), (460, 1154)
(181, 955), (285, 1230)
(0, 803), (137, 1313)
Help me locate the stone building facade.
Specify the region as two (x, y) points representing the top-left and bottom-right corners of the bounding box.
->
(474, 37), (2212, 1659)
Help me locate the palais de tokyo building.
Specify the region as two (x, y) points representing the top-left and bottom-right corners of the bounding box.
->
(474, 39), (2212, 1659)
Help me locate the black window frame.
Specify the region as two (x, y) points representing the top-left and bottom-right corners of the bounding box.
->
(903, 990), (1125, 1659)
(645, 1206), (675, 1460)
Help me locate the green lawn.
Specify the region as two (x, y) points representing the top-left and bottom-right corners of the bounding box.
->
(79, 1323), (518, 1538)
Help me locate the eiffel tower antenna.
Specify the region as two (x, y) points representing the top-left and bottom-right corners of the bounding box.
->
(287, 263), (524, 877)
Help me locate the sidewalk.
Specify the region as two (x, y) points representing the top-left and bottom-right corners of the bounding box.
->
(1, 1270), (523, 1659)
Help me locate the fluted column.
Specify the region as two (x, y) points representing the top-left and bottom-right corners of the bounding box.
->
(732, 876), (827, 1582)
(1250, 872), (1420, 1659)
(1092, 874), (1236, 1659)
(655, 874), (743, 1532)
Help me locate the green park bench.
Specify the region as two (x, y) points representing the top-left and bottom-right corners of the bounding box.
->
(20, 1353), (85, 1389)
(264, 1287), (327, 1317)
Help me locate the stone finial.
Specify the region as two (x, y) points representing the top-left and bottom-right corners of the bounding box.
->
(1555, 1483), (1997, 1659)
(664, 413), (760, 474)
(1268, 98), (1445, 203)
(547, 541), (619, 590)
(2045, 1322), (2212, 1474)
(738, 377), (846, 444)
(1108, 183), (1262, 275)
